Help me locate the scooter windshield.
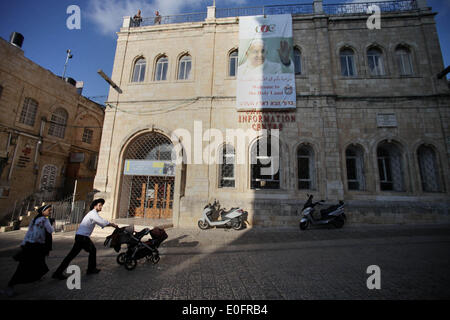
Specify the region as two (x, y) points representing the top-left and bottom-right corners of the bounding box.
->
(302, 195), (314, 210)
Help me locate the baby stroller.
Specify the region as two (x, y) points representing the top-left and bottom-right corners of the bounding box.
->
(104, 225), (168, 271)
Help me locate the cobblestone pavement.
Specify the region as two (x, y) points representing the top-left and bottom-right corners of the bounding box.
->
(0, 223), (449, 300)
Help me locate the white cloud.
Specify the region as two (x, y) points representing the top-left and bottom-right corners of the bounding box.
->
(87, 0), (247, 35)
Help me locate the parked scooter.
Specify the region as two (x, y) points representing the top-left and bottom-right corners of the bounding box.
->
(198, 199), (247, 230)
(299, 194), (346, 230)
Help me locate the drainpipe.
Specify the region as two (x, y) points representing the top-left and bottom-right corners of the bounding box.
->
(6, 132), (11, 154)
(7, 135), (20, 181)
(71, 179), (78, 212)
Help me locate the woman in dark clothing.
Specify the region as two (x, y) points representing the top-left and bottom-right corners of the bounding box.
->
(1, 204), (54, 297)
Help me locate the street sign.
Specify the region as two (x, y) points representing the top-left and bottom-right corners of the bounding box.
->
(124, 160), (175, 176)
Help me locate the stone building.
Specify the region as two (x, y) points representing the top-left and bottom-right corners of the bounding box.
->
(0, 36), (105, 222)
(94, 0), (450, 228)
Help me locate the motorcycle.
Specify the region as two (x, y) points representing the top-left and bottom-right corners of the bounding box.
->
(198, 199), (247, 230)
(299, 194), (346, 230)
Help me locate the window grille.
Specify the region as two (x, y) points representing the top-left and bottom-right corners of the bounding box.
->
(346, 146), (365, 190)
(82, 128), (93, 144)
(377, 143), (404, 191)
(418, 145), (441, 192)
(297, 144), (315, 190)
(48, 108), (68, 139)
(219, 144), (235, 188)
(251, 137), (280, 190)
(19, 98), (38, 127)
(119, 133), (176, 220)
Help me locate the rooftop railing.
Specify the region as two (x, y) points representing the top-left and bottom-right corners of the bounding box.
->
(128, 0), (421, 28)
(215, 4), (314, 18)
(324, 0), (418, 15)
(139, 12), (207, 27)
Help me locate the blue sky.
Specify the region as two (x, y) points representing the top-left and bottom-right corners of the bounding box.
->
(0, 0), (449, 102)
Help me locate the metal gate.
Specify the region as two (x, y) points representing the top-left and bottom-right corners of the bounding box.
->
(119, 133), (176, 220)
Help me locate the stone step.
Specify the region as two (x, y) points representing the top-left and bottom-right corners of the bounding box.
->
(19, 211), (38, 227)
(0, 225), (15, 232)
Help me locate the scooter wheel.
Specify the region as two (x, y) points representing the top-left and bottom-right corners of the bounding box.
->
(232, 219), (243, 230)
(300, 221), (309, 230)
(124, 258), (137, 271)
(116, 252), (127, 265)
(198, 220), (209, 230)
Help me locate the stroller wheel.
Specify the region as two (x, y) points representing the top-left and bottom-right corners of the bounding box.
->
(124, 258), (137, 271)
(116, 253), (127, 265)
(151, 254), (160, 264)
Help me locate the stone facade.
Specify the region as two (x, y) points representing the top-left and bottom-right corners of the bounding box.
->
(0, 37), (105, 222)
(94, 1), (450, 228)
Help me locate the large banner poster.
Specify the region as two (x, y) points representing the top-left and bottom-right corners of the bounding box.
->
(237, 14), (296, 110)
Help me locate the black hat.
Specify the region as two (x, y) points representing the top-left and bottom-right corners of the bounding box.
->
(37, 204), (52, 214)
(90, 198), (105, 210)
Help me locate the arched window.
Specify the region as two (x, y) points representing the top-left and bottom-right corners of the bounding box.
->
(377, 141), (404, 191)
(155, 56), (169, 81)
(48, 108), (68, 138)
(19, 98), (38, 127)
(396, 46), (413, 76)
(367, 47), (385, 76)
(346, 145), (365, 191)
(294, 48), (302, 75)
(178, 55), (192, 80)
(417, 145), (442, 192)
(219, 144), (235, 188)
(251, 136), (280, 189)
(340, 48), (356, 77)
(229, 50), (238, 77)
(297, 144), (315, 190)
(131, 58), (146, 82)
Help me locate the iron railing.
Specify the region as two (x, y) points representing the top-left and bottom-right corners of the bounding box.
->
(324, 0), (418, 15)
(216, 4), (314, 18)
(2, 194), (42, 226)
(138, 12), (207, 27)
(51, 197), (86, 232)
(131, 0), (419, 27)
(0, 189), (99, 232)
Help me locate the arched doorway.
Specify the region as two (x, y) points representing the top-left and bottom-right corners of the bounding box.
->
(118, 132), (176, 221)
